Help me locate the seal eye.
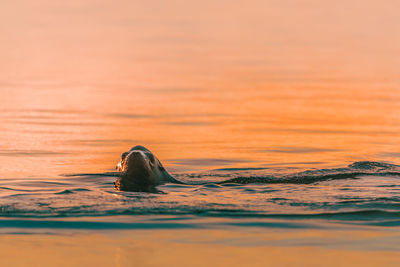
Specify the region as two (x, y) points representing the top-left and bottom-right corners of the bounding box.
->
(147, 153), (155, 164)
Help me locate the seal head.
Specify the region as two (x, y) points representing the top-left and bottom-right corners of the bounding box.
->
(114, 145), (180, 192)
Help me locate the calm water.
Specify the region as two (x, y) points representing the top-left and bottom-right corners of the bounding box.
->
(1, 1), (400, 266)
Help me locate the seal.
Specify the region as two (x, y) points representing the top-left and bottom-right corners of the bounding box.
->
(114, 145), (182, 192)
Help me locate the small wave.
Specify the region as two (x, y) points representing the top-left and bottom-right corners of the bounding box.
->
(63, 172), (119, 177)
(55, 188), (92, 195)
(65, 161), (400, 185)
(0, 210), (399, 230)
(217, 161), (400, 185)
(0, 186), (32, 192)
(0, 219), (197, 230)
(348, 161), (399, 170)
(213, 167), (269, 171)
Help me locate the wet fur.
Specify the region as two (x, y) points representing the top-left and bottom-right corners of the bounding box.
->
(115, 146), (181, 192)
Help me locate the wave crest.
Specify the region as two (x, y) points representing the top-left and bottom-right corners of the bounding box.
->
(216, 161), (400, 184)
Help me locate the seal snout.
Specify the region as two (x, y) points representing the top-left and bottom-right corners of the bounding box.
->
(117, 150), (153, 177)
(128, 151), (149, 165)
(116, 151), (147, 172)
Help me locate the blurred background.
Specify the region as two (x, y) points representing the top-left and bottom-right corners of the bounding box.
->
(1, 0), (399, 178)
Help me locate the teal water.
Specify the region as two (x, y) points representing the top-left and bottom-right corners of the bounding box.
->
(1, 161), (399, 223)
(1, 1), (400, 265)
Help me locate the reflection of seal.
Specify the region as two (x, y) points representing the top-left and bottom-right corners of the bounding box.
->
(115, 146), (181, 192)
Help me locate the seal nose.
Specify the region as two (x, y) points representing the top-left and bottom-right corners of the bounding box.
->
(130, 151), (146, 161)
(130, 151), (142, 157)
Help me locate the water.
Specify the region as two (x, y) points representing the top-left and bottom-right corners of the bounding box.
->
(1, 1), (400, 266)
(1, 161), (400, 220)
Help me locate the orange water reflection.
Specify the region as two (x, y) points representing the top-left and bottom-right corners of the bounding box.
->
(1, 226), (399, 267)
(0, 1), (399, 178)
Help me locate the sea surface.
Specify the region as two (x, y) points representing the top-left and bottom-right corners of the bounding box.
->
(1, 1), (400, 266)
